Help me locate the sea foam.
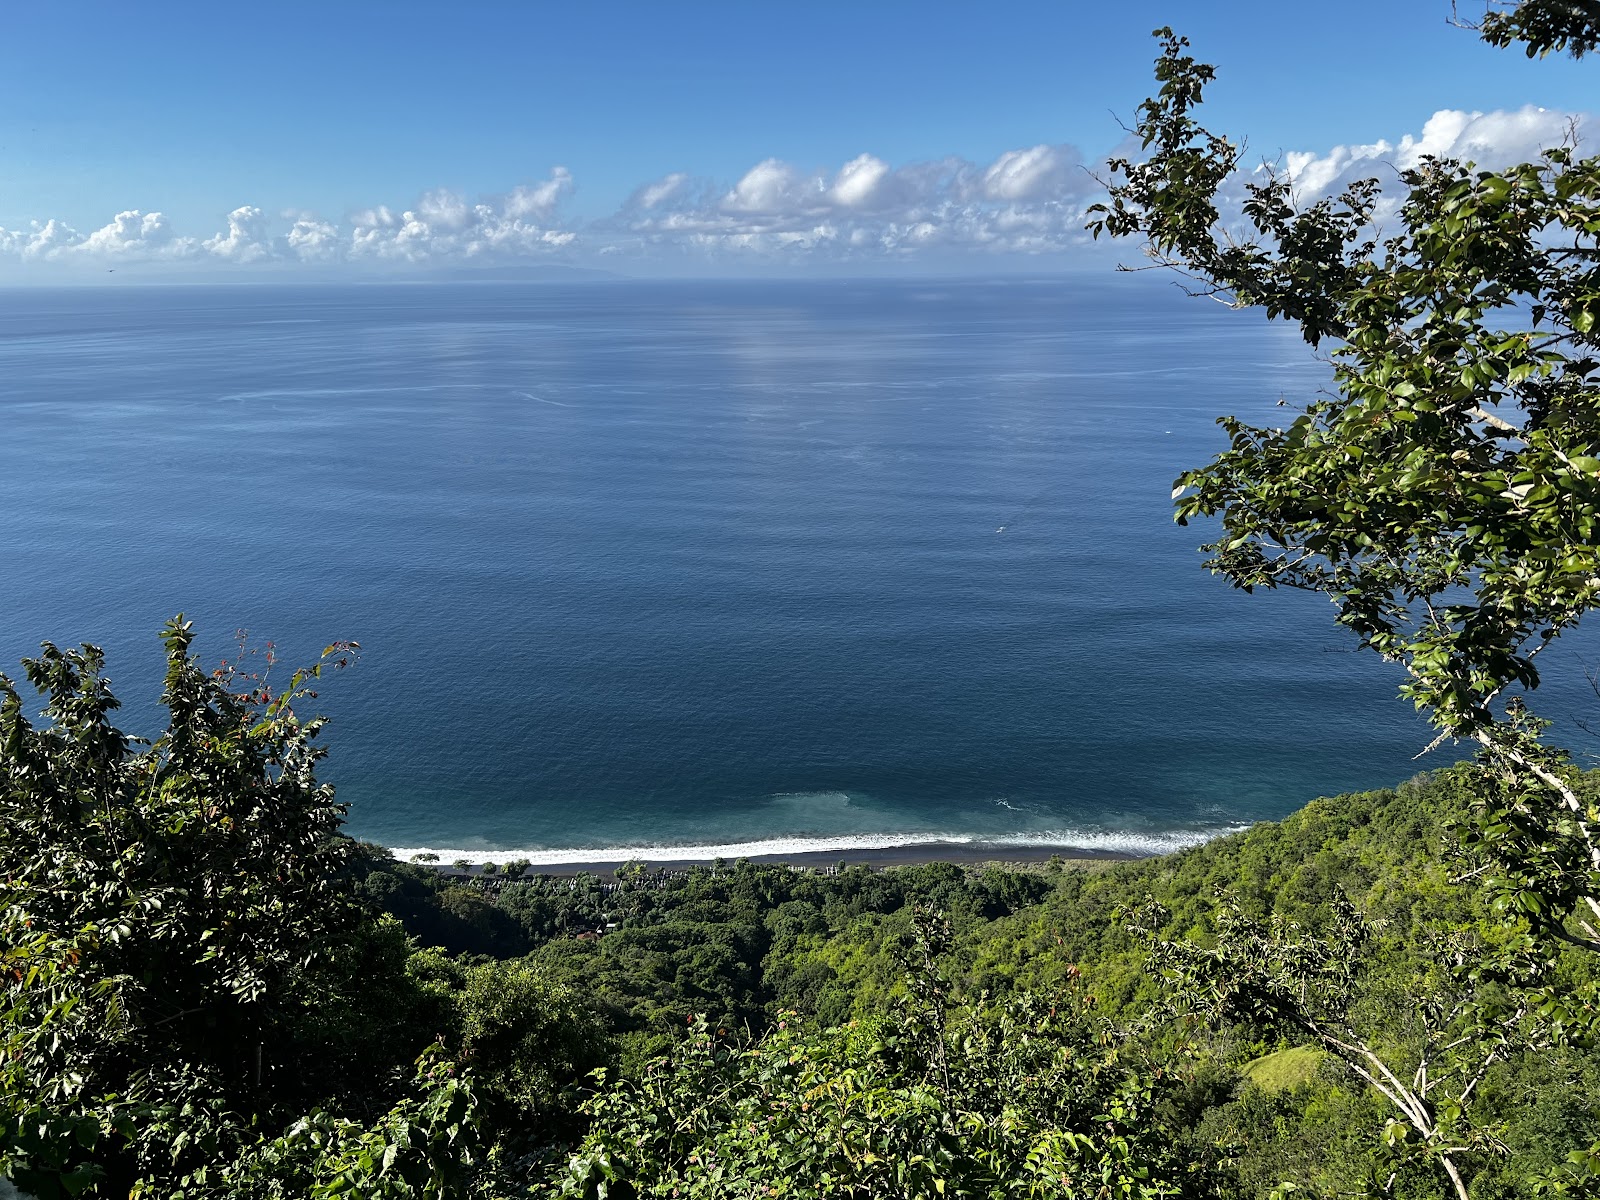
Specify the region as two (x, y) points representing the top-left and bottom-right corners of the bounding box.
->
(386, 824), (1248, 867)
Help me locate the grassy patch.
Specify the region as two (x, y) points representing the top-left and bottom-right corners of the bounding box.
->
(1242, 1046), (1325, 1093)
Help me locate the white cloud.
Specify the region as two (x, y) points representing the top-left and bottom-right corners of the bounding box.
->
(829, 154), (892, 208)
(349, 204), (400, 229)
(0, 108), (1588, 274)
(20, 219), (79, 259)
(0, 167), (578, 273)
(414, 189), (474, 231)
(603, 108), (1585, 263)
(1280, 105), (1579, 202)
(0, 211), (196, 262)
(607, 142), (1099, 261)
(204, 206), (274, 262)
(630, 172), (690, 210)
(1404, 106), (1575, 169)
(347, 167), (577, 261)
(286, 215), (340, 261)
(724, 158), (816, 213)
(78, 210), (193, 258)
(501, 167), (573, 219)
(980, 144), (1080, 201)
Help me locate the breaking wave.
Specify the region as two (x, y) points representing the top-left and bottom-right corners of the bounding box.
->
(385, 823), (1249, 867)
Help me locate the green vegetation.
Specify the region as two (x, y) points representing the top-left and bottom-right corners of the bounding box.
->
(1083, 4), (1600, 1192)
(1240, 1048), (1325, 1095)
(3, 627), (1596, 1195)
(5, 4), (1599, 1195)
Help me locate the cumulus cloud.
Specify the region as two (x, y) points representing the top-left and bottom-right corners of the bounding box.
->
(501, 167), (573, 219)
(0, 210), (196, 262)
(413, 189), (474, 231)
(723, 159), (816, 213)
(602, 107), (1583, 265)
(78, 210), (193, 258)
(980, 144), (1080, 201)
(0, 167), (578, 272)
(602, 140), (1099, 261)
(0, 109), (1587, 274)
(829, 154), (892, 208)
(347, 167), (576, 262)
(1280, 105), (1579, 203)
(16, 219), (80, 259)
(629, 172), (690, 210)
(204, 206), (275, 262)
(285, 214), (340, 261)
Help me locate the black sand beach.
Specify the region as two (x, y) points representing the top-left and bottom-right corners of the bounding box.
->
(423, 841), (1143, 878)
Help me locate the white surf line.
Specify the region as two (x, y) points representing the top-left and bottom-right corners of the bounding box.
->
(387, 825), (1247, 867)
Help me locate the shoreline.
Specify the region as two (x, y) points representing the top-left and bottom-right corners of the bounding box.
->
(413, 840), (1146, 878)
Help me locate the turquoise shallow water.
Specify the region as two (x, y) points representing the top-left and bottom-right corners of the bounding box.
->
(2, 276), (1595, 861)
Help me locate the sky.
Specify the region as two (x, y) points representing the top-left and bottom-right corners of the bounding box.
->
(0, 0), (1594, 279)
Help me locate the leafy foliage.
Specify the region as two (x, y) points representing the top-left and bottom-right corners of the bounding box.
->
(357, 769), (1598, 1197)
(158, 1047), (487, 1200)
(553, 920), (1217, 1199)
(1466, 0), (1600, 58)
(0, 621), (471, 1197)
(1086, 7), (1600, 1193)
(2, 623), (1597, 1196)
(7, 13), (1600, 1195)
(0, 621), (368, 1191)
(444, 957), (611, 1142)
(1087, 12), (1600, 958)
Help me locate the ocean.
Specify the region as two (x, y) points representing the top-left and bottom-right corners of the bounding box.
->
(2, 276), (1595, 863)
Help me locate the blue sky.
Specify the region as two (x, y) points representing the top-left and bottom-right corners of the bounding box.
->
(1, 1), (1593, 277)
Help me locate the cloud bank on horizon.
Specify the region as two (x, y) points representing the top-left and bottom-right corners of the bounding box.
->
(0, 105), (1584, 277)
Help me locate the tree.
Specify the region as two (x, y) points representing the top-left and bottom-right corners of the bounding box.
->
(1088, 8), (1600, 952)
(1463, 1), (1600, 58)
(1087, 5), (1600, 1194)
(552, 914), (1221, 1199)
(1087, 6), (1600, 954)
(0, 619), (479, 1196)
(454, 959), (611, 1143)
(1128, 896), (1549, 1197)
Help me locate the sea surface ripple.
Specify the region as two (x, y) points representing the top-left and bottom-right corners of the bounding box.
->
(2, 277), (1594, 860)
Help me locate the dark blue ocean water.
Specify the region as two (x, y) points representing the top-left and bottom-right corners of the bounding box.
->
(2, 278), (1595, 861)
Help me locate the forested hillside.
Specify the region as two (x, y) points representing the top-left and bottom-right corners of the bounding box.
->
(353, 766), (1600, 1197)
(2, 624), (1595, 1196)
(7, 4), (1600, 1195)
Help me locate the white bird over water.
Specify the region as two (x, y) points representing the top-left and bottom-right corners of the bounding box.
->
(996, 526), (1006, 533)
